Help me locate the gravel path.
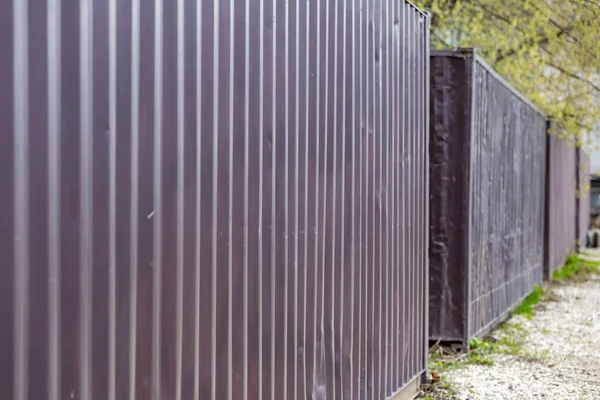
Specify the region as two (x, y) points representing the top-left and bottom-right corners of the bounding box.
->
(436, 256), (600, 400)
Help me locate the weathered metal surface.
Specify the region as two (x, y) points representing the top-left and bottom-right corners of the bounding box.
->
(545, 129), (577, 278)
(428, 53), (472, 342)
(0, 0), (430, 399)
(429, 49), (546, 343)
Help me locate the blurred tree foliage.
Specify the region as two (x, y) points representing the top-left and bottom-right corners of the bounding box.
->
(415, 0), (600, 146)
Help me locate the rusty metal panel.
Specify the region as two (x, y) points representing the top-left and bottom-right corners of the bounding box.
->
(429, 49), (546, 343)
(0, 0), (429, 399)
(545, 129), (577, 278)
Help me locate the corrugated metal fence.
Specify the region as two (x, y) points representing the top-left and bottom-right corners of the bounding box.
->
(577, 148), (590, 249)
(545, 129), (577, 278)
(0, 0), (430, 399)
(429, 49), (547, 343)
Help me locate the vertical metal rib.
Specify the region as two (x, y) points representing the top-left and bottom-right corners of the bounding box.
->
(408, 9), (414, 377)
(392, 1), (403, 389)
(349, 0), (357, 396)
(269, 0), (277, 398)
(377, 0), (384, 395)
(420, 13), (426, 373)
(211, 0), (220, 397)
(311, 0), (321, 392)
(383, 0), (395, 395)
(400, 1), (406, 386)
(243, 0), (250, 397)
(47, 0), (62, 398)
(390, 0), (397, 389)
(283, 0), (290, 395)
(365, 0), (371, 395)
(339, 0), (347, 394)
(13, 0), (29, 398)
(320, 0), (330, 393)
(80, 0), (94, 396)
(227, 0), (234, 396)
(423, 13), (431, 374)
(357, 0), (364, 394)
(330, 0), (338, 395)
(383, 0), (390, 394)
(369, 0), (375, 394)
(293, 0), (300, 396)
(406, 8), (412, 379)
(193, 1), (202, 398)
(129, 0), (141, 397)
(418, 13), (424, 375)
(302, 0), (310, 396)
(152, 0), (164, 397)
(176, 0), (185, 398)
(257, 0), (265, 396)
(388, 0), (395, 389)
(108, 0), (118, 396)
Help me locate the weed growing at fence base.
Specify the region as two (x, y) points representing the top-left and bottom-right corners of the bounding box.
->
(421, 270), (580, 399)
(512, 285), (543, 320)
(422, 285), (546, 398)
(553, 254), (600, 281)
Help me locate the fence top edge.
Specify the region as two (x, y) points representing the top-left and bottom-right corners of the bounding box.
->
(431, 48), (547, 121)
(404, 0), (430, 18)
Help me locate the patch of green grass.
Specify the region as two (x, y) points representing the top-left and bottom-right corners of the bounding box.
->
(467, 338), (497, 366)
(423, 395), (435, 400)
(512, 285), (543, 320)
(469, 337), (487, 350)
(468, 350), (495, 366)
(553, 254), (600, 281)
(496, 334), (524, 355)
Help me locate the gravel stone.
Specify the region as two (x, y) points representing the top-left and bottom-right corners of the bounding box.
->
(444, 274), (600, 400)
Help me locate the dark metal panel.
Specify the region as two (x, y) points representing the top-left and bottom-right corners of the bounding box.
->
(429, 49), (547, 343)
(2, 1), (429, 399)
(428, 52), (472, 342)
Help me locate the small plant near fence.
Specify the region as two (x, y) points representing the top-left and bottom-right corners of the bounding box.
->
(552, 254), (600, 281)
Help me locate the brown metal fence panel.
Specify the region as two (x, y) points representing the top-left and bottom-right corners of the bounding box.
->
(429, 49), (546, 344)
(577, 148), (590, 249)
(545, 130), (577, 278)
(428, 52), (472, 342)
(0, 1), (430, 399)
